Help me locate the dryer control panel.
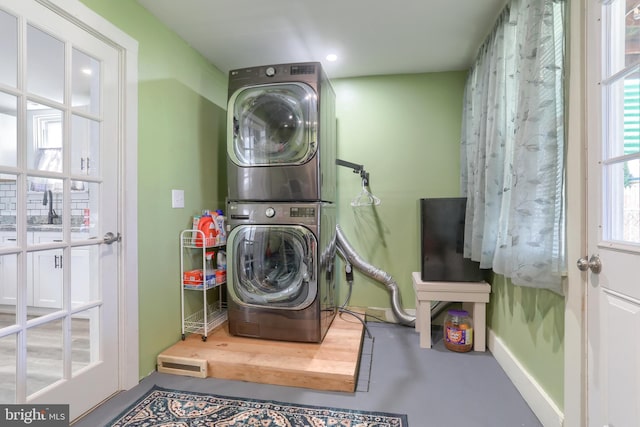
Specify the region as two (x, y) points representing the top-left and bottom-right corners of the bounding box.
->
(227, 61), (323, 96)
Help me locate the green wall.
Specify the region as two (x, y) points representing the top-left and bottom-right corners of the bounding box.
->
(488, 274), (565, 409)
(332, 74), (467, 308)
(80, 0), (228, 377)
(81, 0), (564, 412)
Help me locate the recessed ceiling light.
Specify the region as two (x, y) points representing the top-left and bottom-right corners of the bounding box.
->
(81, 68), (92, 75)
(326, 54), (338, 62)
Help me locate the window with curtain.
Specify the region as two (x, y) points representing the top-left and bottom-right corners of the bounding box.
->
(460, 0), (566, 294)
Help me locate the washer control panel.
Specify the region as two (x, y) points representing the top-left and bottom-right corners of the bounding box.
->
(227, 202), (320, 226)
(289, 207), (316, 218)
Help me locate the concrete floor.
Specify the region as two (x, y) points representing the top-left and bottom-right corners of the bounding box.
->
(73, 321), (543, 427)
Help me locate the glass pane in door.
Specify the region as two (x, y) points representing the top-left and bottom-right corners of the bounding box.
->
(71, 181), (99, 240)
(604, 68), (639, 158)
(71, 245), (97, 307)
(0, 253), (17, 310)
(72, 48), (100, 115)
(71, 307), (99, 375)
(27, 177), (64, 239)
(27, 24), (64, 103)
(27, 103), (63, 176)
(0, 174), (17, 243)
(608, 0), (640, 72)
(0, 91), (17, 169)
(0, 333), (17, 403)
(71, 115), (100, 177)
(27, 319), (63, 397)
(31, 248), (63, 311)
(0, 9), (17, 88)
(607, 159), (640, 243)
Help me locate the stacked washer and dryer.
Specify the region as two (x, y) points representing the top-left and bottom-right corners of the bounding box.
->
(225, 62), (338, 343)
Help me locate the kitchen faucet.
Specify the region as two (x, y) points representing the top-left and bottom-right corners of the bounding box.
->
(42, 189), (59, 224)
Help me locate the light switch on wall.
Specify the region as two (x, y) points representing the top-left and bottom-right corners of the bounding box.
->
(171, 189), (184, 208)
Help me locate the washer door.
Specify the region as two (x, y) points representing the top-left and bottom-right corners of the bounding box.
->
(228, 83), (318, 167)
(227, 225), (317, 309)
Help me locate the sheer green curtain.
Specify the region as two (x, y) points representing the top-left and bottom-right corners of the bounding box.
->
(460, 0), (566, 294)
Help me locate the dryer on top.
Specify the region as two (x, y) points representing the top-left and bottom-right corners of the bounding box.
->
(227, 62), (336, 203)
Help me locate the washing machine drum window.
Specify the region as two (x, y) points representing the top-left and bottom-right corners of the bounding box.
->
(229, 226), (317, 309)
(229, 83), (318, 166)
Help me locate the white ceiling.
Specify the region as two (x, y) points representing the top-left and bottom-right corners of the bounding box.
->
(136, 0), (509, 79)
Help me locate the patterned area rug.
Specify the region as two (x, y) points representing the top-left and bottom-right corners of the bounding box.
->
(107, 385), (408, 426)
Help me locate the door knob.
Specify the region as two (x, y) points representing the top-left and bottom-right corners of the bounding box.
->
(103, 232), (121, 245)
(576, 255), (602, 274)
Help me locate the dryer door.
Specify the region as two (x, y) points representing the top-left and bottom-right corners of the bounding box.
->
(227, 224), (317, 309)
(228, 83), (318, 166)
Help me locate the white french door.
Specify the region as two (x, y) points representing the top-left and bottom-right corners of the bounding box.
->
(0, 0), (130, 420)
(585, 0), (640, 425)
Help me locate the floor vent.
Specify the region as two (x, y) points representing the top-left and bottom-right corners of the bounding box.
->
(157, 355), (208, 378)
(356, 335), (374, 392)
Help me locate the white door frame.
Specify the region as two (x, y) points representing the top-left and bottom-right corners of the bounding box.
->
(563, 0), (587, 425)
(44, 0), (139, 394)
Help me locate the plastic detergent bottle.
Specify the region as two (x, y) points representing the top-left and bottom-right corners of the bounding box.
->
(443, 309), (473, 352)
(215, 209), (226, 245)
(217, 250), (227, 271)
(196, 213), (216, 247)
(205, 251), (216, 284)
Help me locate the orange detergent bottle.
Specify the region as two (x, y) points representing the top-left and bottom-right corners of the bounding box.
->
(195, 213), (217, 247)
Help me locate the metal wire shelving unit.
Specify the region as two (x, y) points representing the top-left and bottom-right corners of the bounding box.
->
(180, 229), (226, 341)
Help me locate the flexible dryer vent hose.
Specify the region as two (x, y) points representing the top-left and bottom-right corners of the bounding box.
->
(335, 224), (416, 327)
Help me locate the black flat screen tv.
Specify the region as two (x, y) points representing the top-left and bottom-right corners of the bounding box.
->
(420, 197), (484, 282)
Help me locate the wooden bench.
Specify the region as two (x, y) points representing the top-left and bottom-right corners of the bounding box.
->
(412, 271), (491, 351)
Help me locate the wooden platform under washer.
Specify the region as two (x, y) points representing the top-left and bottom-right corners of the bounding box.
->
(157, 313), (366, 393)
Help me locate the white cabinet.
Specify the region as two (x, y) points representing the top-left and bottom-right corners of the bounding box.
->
(32, 233), (90, 308)
(0, 235), (19, 305)
(180, 229), (227, 341)
(32, 246), (61, 308)
(0, 254), (17, 305)
(33, 234), (64, 308)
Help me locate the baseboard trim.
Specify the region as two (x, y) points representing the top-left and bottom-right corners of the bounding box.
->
(487, 328), (564, 427)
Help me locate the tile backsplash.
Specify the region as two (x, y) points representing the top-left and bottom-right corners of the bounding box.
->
(0, 182), (89, 225)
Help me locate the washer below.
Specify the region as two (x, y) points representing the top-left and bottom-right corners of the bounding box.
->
(226, 201), (337, 343)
